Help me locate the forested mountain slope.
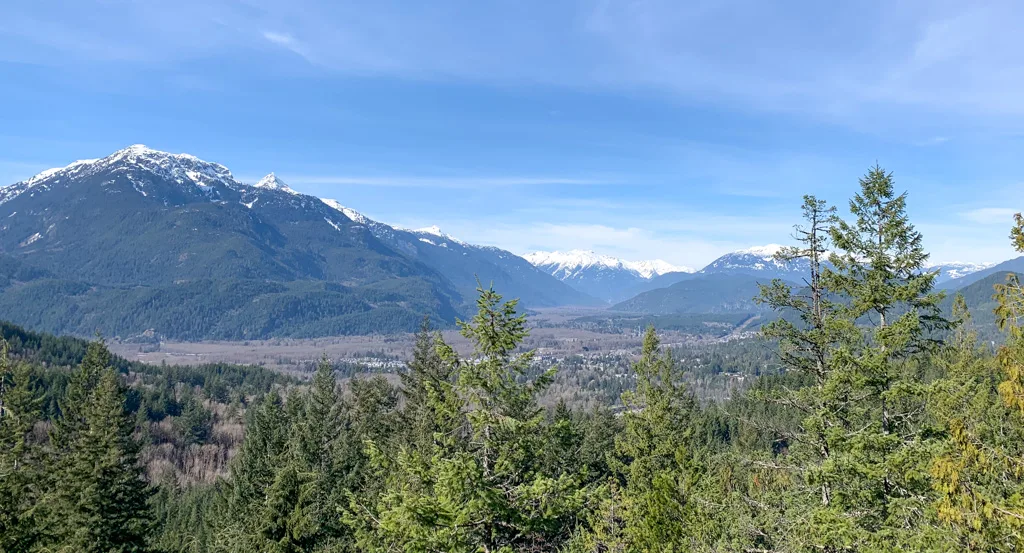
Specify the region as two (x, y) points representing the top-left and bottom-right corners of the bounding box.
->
(0, 145), (584, 339)
(610, 273), (782, 314)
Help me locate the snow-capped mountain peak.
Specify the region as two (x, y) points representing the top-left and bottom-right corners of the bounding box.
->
(697, 244), (804, 278)
(525, 249), (627, 273)
(253, 173), (297, 194)
(628, 259), (694, 278)
(1, 144), (237, 206)
(524, 250), (690, 280)
(524, 250), (690, 302)
(735, 244), (785, 257)
(416, 225), (444, 236)
(100, 144), (234, 183)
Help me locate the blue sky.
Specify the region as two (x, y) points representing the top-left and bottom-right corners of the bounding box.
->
(2, 0), (1023, 267)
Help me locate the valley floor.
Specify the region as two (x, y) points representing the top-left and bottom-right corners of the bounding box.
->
(107, 323), (758, 373)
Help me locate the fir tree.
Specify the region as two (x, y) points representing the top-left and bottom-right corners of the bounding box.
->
(352, 285), (584, 552)
(815, 165), (949, 549)
(0, 341), (46, 551)
(751, 195), (847, 548)
(211, 392), (290, 553)
(400, 318), (454, 452)
(49, 341), (153, 553)
(585, 327), (708, 551)
(174, 391), (213, 446)
(291, 355), (346, 549)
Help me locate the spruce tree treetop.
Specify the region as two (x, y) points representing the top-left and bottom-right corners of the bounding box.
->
(828, 164), (943, 334)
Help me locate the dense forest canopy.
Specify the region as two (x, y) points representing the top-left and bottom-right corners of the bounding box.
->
(5, 166), (1024, 551)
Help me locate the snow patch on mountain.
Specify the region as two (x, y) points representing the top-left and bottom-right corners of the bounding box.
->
(323, 217), (342, 232)
(413, 225), (465, 245)
(320, 199), (369, 225)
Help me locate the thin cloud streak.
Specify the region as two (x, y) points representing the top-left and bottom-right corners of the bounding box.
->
(7, 1), (1024, 128)
(283, 175), (611, 188)
(960, 207), (1021, 225)
(261, 30), (315, 63)
(262, 31), (295, 46)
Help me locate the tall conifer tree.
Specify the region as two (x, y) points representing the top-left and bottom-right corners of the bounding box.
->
(50, 341), (152, 553)
(816, 165), (948, 549)
(0, 342), (46, 551)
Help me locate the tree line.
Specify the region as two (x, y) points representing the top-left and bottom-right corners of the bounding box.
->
(4, 165), (1024, 551)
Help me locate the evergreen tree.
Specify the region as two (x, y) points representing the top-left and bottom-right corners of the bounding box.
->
(576, 327), (708, 551)
(541, 399), (583, 479)
(50, 337), (111, 449)
(927, 216), (1024, 550)
(49, 341), (153, 553)
(400, 318), (454, 452)
(750, 195), (847, 548)
(0, 341), (46, 551)
(211, 392), (290, 553)
(352, 285), (584, 552)
(175, 390), (213, 446)
(575, 406), (621, 483)
(149, 478), (218, 553)
(813, 165), (949, 549)
(289, 355), (346, 550)
(758, 194), (839, 392)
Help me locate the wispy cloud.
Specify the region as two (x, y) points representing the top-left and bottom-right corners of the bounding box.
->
(281, 175), (610, 188)
(8, 1), (1024, 128)
(262, 31), (293, 46)
(2, 1), (1020, 266)
(913, 136), (952, 147)
(261, 30), (314, 62)
(960, 207), (1021, 225)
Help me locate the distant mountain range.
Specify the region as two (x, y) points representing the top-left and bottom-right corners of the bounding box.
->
(527, 244), (1000, 305)
(0, 144), (1008, 340)
(524, 250), (690, 302)
(937, 259), (1020, 289)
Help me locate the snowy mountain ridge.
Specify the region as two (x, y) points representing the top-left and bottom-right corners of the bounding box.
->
(524, 249), (691, 280)
(926, 261), (998, 283)
(735, 244), (785, 257)
(1, 144), (238, 206)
